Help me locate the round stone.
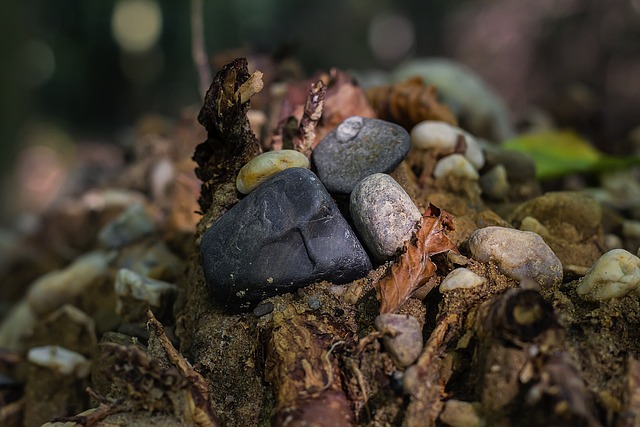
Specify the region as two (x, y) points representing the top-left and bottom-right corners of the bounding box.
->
(236, 149), (310, 194)
(200, 168), (372, 310)
(311, 116), (410, 194)
(350, 173), (421, 262)
(374, 313), (423, 368)
(468, 226), (562, 288)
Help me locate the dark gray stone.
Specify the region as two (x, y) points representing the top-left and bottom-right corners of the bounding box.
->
(311, 116), (411, 194)
(200, 168), (372, 310)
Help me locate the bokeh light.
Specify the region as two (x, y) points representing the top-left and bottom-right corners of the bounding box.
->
(111, 0), (163, 53)
(368, 12), (415, 65)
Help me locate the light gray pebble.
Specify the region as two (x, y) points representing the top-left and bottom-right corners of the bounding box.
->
(374, 313), (423, 368)
(468, 226), (562, 288)
(99, 203), (155, 249)
(350, 174), (421, 262)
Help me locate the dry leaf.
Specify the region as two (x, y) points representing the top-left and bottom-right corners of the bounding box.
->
(367, 76), (457, 130)
(272, 69), (376, 152)
(376, 204), (456, 314)
(294, 80), (326, 157)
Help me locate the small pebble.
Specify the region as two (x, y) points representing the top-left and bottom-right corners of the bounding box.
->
(439, 399), (483, 427)
(439, 268), (486, 292)
(311, 116), (411, 194)
(576, 249), (640, 301)
(236, 149), (310, 194)
(479, 164), (509, 200)
(28, 345), (90, 378)
(26, 345), (91, 427)
(518, 216), (550, 237)
(200, 168), (372, 310)
(468, 226), (562, 288)
(98, 203), (155, 249)
(350, 173), (421, 262)
(433, 154), (479, 180)
(253, 302), (274, 317)
(411, 120), (485, 169)
(307, 296), (322, 310)
(115, 268), (180, 321)
(374, 313), (423, 368)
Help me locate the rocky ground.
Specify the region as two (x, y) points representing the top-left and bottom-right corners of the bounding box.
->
(1, 57), (640, 427)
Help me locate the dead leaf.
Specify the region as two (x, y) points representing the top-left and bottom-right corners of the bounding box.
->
(376, 204), (456, 314)
(367, 76), (457, 130)
(272, 69), (376, 152)
(294, 80), (326, 157)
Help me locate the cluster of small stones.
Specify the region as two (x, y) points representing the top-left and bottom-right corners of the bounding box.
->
(201, 116), (420, 309)
(201, 115), (640, 312)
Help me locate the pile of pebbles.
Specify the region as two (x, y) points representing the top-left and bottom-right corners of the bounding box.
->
(201, 116), (420, 309)
(201, 115), (640, 311)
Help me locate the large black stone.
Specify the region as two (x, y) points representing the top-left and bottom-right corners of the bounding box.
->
(311, 116), (411, 194)
(200, 167), (372, 310)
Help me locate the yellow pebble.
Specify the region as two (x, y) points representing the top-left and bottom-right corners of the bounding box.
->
(236, 150), (310, 194)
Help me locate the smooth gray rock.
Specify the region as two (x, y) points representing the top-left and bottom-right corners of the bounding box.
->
(375, 313), (423, 368)
(350, 173), (421, 262)
(311, 116), (411, 194)
(468, 226), (562, 288)
(200, 168), (372, 310)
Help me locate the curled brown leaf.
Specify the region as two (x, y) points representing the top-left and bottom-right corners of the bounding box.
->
(376, 204), (456, 314)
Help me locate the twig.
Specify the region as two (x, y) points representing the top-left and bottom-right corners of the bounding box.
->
(191, 0), (211, 99)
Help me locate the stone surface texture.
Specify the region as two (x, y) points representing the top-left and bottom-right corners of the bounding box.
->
(200, 167), (372, 310)
(468, 226), (562, 288)
(350, 173), (421, 262)
(311, 116), (410, 194)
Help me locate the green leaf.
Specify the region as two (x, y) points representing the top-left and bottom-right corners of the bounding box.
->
(502, 130), (640, 179)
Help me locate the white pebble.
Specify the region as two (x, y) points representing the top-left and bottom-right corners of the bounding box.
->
(336, 116), (364, 142)
(433, 154), (479, 180)
(576, 249), (640, 301)
(236, 150), (310, 194)
(28, 345), (91, 378)
(439, 268), (486, 292)
(411, 121), (485, 169)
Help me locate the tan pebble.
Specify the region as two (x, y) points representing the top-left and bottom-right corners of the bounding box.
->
(439, 268), (486, 292)
(236, 150), (310, 194)
(576, 249), (640, 301)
